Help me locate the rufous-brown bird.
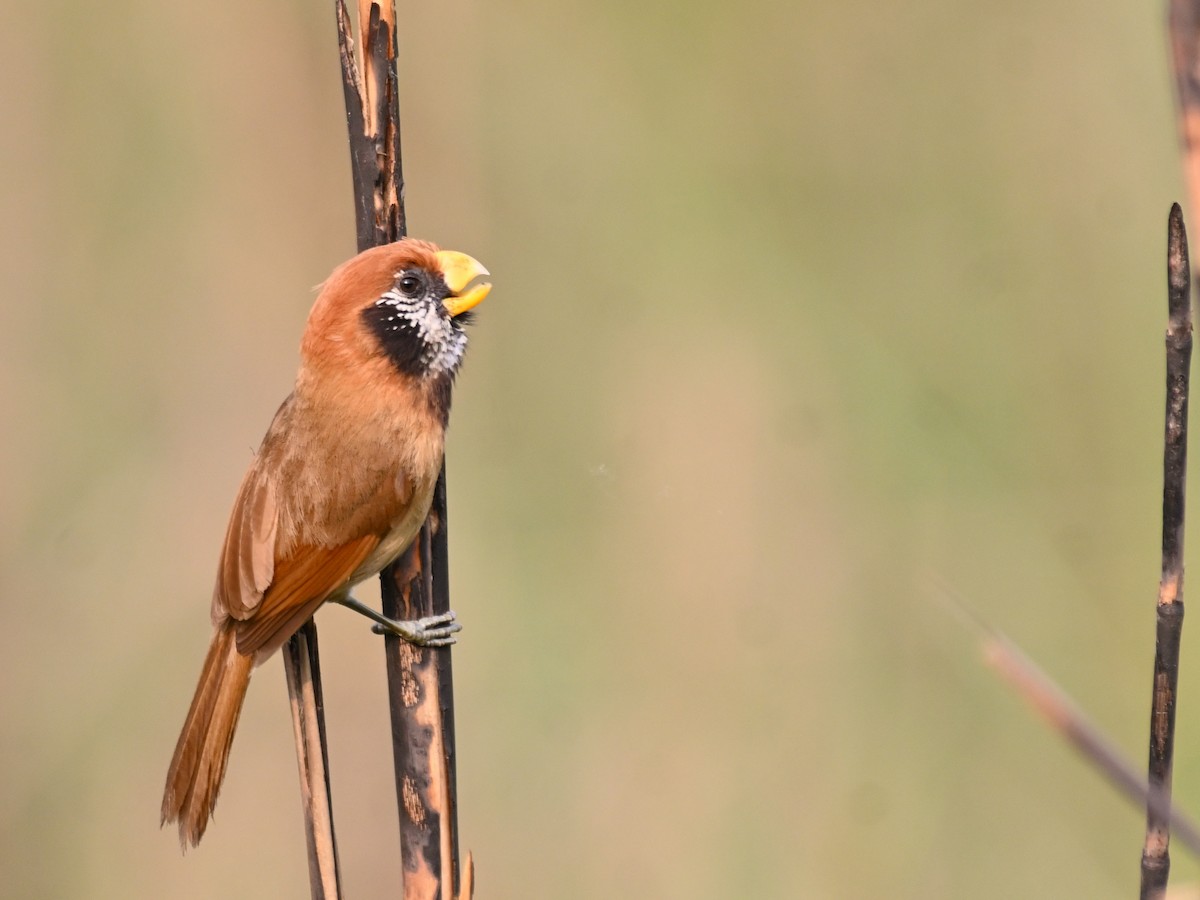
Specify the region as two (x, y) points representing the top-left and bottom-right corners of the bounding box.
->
(161, 238), (490, 849)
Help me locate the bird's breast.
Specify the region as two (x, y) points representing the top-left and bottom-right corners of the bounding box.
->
(263, 386), (446, 556)
(348, 473), (439, 585)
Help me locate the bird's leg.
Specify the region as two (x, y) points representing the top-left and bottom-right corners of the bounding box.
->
(331, 595), (461, 647)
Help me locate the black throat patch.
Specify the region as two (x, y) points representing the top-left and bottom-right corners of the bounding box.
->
(361, 301), (429, 379)
(360, 280), (465, 427)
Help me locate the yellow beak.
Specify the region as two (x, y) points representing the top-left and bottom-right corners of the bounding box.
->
(435, 250), (492, 318)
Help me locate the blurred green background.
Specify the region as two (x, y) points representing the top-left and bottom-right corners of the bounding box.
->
(1, 0), (1195, 897)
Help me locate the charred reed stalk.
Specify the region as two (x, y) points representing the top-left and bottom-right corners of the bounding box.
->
(335, 2), (469, 897)
(1140, 204), (1193, 900)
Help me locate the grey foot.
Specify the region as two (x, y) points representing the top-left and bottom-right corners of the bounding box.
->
(370, 610), (461, 647)
(333, 596), (462, 647)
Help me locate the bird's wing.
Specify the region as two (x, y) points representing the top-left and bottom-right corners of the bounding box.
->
(211, 397), (420, 658)
(233, 533), (380, 657)
(214, 465), (277, 622)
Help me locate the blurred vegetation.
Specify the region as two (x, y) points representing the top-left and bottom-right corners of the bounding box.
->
(0, 0), (1194, 897)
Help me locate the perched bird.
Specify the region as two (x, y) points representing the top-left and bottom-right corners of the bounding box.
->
(161, 238), (490, 849)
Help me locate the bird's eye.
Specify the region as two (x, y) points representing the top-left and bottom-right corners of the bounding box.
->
(398, 274), (423, 297)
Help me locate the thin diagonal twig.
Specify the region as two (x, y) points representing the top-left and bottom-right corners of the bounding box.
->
(929, 580), (1200, 859)
(985, 627), (1200, 859)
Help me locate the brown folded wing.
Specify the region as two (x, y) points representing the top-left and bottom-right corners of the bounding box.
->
(233, 534), (380, 658)
(211, 457), (384, 660)
(212, 424), (417, 659)
(214, 466), (278, 622)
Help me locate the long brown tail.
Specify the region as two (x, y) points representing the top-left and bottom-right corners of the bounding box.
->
(161, 624), (254, 849)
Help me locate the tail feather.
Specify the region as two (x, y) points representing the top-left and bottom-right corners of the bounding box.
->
(161, 625), (254, 849)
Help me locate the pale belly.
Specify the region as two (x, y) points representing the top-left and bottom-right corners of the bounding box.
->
(346, 475), (438, 587)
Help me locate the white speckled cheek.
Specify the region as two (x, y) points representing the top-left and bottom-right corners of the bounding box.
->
(430, 331), (467, 375)
(412, 305), (445, 340)
(372, 288), (467, 376)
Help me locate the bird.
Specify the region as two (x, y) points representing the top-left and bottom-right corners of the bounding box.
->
(161, 238), (490, 849)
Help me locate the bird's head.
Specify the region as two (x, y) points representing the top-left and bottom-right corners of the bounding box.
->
(301, 238), (491, 386)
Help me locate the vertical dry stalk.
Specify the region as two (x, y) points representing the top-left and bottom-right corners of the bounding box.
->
(378, 482), (472, 898)
(1140, 204), (1193, 900)
(334, 2), (467, 897)
(284, 620), (343, 899)
(338, 0), (405, 247)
